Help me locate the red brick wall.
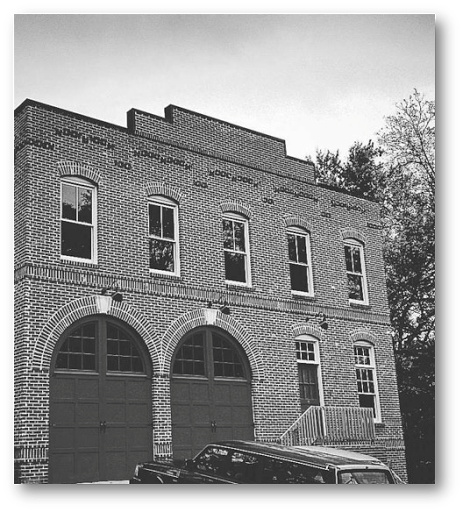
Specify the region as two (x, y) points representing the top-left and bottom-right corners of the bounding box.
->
(14, 100), (407, 483)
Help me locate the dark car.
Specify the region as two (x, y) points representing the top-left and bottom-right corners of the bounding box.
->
(130, 441), (401, 484)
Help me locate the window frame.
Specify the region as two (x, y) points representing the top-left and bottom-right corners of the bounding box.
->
(148, 195), (180, 277)
(344, 238), (369, 305)
(354, 341), (381, 423)
(60, 176), (97, 263)
(295, 335), (324, 411)
(287, 226), (314, 297)
(222, 212), (252, 287)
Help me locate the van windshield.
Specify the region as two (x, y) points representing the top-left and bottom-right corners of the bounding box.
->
(338, 470), (393, 484)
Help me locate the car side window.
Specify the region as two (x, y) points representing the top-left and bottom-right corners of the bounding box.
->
(229, 451), (259, 483)
(261, 458), (330, 484)
(194, 447), (230, 477)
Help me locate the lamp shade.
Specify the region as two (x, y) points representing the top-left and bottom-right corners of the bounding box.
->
(95, 294), (112, 314)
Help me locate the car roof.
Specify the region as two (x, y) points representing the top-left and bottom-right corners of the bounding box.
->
(208, 441), (384, 468)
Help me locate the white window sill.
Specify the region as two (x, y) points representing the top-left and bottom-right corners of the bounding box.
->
(225, 280), (252, 288)
(291, 291), (315, 298)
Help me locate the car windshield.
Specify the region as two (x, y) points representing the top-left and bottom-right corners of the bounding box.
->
(338, 469), (393, 484)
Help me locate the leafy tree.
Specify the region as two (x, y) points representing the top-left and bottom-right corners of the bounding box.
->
(378, 90), (435, 483)
(314, 140), (384, 201)
(311, 89), (435, 483)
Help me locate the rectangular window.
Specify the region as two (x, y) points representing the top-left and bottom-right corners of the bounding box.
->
(287, 228), (313, 295)
(149, 197), (179, 275)
(354, 344), (380, 421)
(61, 179), (96, 262)
(344, 240), (368, 304)
(223, 214), (251, 285)
(296, 338), (321, 411)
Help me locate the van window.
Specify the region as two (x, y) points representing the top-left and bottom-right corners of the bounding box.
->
(261, 458), (331, 484)
(229, 451), (259, 483)
(338, 470), (393, 484)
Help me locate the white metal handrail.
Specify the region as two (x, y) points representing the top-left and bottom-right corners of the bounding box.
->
(279, 406), (375, 446)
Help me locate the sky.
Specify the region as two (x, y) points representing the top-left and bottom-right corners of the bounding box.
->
(14, 13), (435, 161)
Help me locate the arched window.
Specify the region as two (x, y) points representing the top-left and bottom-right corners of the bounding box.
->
(287, 226), (314, 296)
(148, 195), (180, 276)
(54, 319), (148, 375)
(172, 328), (248, 380)
(354, 341), (381, 421)
(61, 176), (97, 262)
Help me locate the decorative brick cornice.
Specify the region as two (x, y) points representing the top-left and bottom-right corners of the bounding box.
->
(32, 295), (161, 373)
(161, 308), (264, 380)
(284, 214), (312, 233)
(57, 160), (101, 184)
(340, 228), (366, 244)
(144, 182), (185, 203)
(220, 200), (252, 219)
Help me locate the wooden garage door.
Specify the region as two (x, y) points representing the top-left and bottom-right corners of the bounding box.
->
(49, 317), (152, 484)
(171, 328), (254, 461)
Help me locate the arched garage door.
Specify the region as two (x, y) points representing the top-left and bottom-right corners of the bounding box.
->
(170, 327), (254, 461)
(49, 316), (152, 483)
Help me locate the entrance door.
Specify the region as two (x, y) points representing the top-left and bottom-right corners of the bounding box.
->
(170, 328), (254, 460)
(49, 317), (152, 483)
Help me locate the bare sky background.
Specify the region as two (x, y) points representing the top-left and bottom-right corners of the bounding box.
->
(14, 13), (435, 160)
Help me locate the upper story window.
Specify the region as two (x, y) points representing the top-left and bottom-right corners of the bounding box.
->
(149, 196), (179, 276)
(354, 342), (381, 422)
(61, 176), (96, 262)
(223, 212), (251, 286)
(344, 238), (368, 304)
(287, 227), (314, 296)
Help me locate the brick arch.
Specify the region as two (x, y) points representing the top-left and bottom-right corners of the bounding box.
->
(161, 309), (263, 381)
(292, 323), (324, 340)
(144, 182), (184, 203)
(32, 296), (161, 374)
(284, 214), (312, 233)
(340, 227), (366, 244)
(349, 330), (378, 345)
(57, 160), (101, 184)
(220, 200), (252, 219)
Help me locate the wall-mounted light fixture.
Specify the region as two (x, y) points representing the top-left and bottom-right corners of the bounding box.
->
(317, 313), (328, 330)
(95, 283), (123, 314)
(306, 312), (329, 330)
(206, 297), (231, 316)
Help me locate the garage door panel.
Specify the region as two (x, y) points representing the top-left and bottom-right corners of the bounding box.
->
(49, 453), (75, 483)
(76, 452), (99, 483)
(128, 426), (152, 447)
(232, 406), (254, 423)
(75, 427), (99, 448)
(105, 427), (127, 448)
(105, 379), (126, 398)
(191, 405), (212, 423)
(127, 402), (150, 422)
(76, 378), (99, 398)
(191, 381), (210, 401)
(106, 403), (126, 423)
(230, 384), (252, 403)
(50, 402), (76, 423)
(76, 402), (100, 423)
(50, 426), (75, 449)
(126, 379), (151, 398)
(170, 381), (190, 401)
(50, 378), (75, 399)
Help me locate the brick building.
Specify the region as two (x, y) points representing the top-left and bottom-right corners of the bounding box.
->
(14, 99), (407, 483)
